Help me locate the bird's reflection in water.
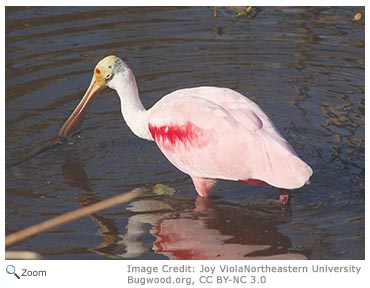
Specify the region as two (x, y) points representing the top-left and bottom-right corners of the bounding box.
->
(62, 161), (307, 260)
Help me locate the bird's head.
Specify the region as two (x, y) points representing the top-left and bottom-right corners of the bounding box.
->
(58, 55), (127, 139)
(94, 55), (117, 88)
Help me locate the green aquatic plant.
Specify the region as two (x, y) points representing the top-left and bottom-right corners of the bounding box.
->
(213, 6), (262, 18)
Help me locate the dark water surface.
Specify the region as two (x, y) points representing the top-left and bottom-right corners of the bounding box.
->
(5, 7), (364, 259)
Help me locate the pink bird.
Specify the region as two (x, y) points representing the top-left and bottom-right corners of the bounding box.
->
(59, 55), (313, 204)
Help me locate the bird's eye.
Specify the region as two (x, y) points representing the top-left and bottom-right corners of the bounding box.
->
(105, 73), (112, 80)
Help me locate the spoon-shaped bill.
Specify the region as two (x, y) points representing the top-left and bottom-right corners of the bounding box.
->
(58, 76), (103, 139)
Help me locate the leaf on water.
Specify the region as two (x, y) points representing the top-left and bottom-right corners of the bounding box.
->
(152, 184), (176, 196)
(232, 6), (253, 17)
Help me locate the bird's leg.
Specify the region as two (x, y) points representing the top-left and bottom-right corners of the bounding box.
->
(278, 189), (291, 206)
(190, 176), (217, 197)
(267, 189), (292, 211)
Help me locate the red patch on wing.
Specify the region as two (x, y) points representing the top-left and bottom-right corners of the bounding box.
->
(149, 122), (203, 147)
(240, 179), (270, 186)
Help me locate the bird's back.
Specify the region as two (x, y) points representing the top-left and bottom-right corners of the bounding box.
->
(148, 86), (312, 189)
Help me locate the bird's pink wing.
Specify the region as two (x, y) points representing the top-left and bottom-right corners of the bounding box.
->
(148, 87), (312, 189)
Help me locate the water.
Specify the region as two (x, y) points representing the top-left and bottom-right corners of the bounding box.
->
(5, 7), (364, 259)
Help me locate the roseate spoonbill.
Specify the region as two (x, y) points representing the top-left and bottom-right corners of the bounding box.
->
(59, 55), (313, 204)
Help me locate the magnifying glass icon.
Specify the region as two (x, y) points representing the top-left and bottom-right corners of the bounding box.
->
(6, 265), (20, 279)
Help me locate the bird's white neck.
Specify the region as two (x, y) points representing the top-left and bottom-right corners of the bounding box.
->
(110, 69), (153, 141)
